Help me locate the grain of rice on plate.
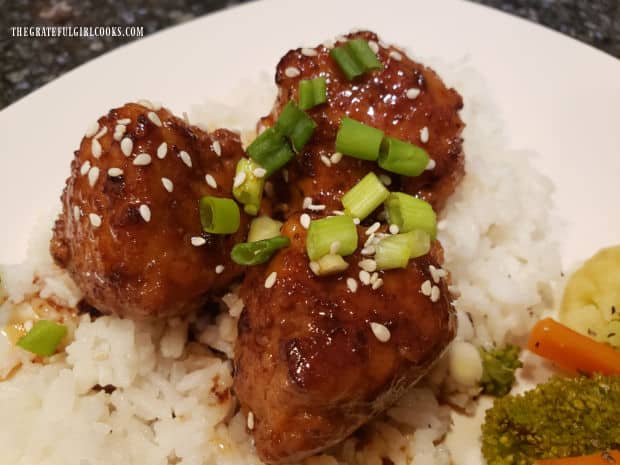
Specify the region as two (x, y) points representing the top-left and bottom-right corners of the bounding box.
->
(0, 60), (561, 465)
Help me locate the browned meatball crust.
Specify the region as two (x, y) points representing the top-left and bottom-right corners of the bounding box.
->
(51, 102), (248, 319)
(262, 30), (464, 213)
(234, 217), (456, 463)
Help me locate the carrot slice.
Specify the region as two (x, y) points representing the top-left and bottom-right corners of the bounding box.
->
(535, 450), (620, 465)
(528, 318), (620, 376)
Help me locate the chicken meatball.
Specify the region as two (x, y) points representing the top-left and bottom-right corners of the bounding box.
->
(50, 102), (248, 319)
(261, 30), (464, 213)
(234, 216), (456, 463)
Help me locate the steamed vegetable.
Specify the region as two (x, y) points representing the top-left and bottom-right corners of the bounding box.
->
(528, 318), (620, 376)
(559, 245), (620, 348)
(479, 344), (522, 396)
(16, 320), (67, 356)
(482, 374), (620, 465)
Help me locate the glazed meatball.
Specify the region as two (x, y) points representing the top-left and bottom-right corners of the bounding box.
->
(50, 102), (248, 319)
(262, 30), (464, 213)
(234, 216), (456, 463)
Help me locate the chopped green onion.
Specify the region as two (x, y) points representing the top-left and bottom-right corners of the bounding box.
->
(335, 117), (384, 161)
(384, 193), (437, 239)
(375, 234), (414, 270)
(199, 196), (241, 234)
(306, 215), (358, 261)
(247, 216), (283, 242)
(232, 158), (265, 216)
(247, 128), (294, 177)
(275, 101), (317, 152)
(231, 236), (290, 265)
(16, 320), (67, 356)
(311, 254), (350, 276)
(341, 172), (390, 220)
(298, 77), (327, 110)
(330, 39), (383, 80)
(378, 137), (430, 176)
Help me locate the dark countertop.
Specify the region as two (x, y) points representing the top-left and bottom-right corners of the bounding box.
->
(1, 0), (619, 109)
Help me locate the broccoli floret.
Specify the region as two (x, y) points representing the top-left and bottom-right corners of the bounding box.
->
(481, 374), (620, 465)
(479, 344), (523, 396)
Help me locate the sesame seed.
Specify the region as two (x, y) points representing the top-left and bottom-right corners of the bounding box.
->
(233, 172), (246, 188)
(346, 278), (358, 293)
(285, 66), (301, 78)
(73, 205), (81, 221)
(85, 121), (99, 138)
(364, 234), (376, 248)
(247, 411), (255, 430)
(406, 88), (421, 99)
(389, 224), (400, 235)
(114, 124), (125, 134)
(370, 272), (379, 284)
(429, 265), (441, 283)
(379, 174), (392, 186)
(301, 47), (318, 57)
(437, 219), (447, 230)
(302, 197), (312, 209)
(370, 322), (391, 342)
(211, 140), (222, 157)
(147, 112), (162, 127)
(107, 167), (123, 177)
(113, 127), (126, 141)
(88, 166), (100, 187)
(151, 101), (162, 111)
(179, 150), (192, 168)
(425, 158), (436, 170)
(91, 138), (102, 158)
(139, 204), (151, 222)
(368, 40), (379, 54)
(330, 152), (343, 164)
(309, 261), (321, 275)
(420, 279), (432, 296)
(330, 241), (341, 255)
(359, 259), (377, 272)
(215, 265), (225, 274)
(389, 50), (402, 61)
(300, 213), (311, 229)
(157, 142), (167, 159)
(137, 99), (155, 110)
(133, 153), (152, 166)
(359, 270), (371, 285)
(79, 160), (91, 175)
(420, 126), (429, 143)
(191, 236), (206, 246)
(253, 167), (267, 178)
(372, 278), (384, 290)
(161, 177), (173, 192)
(89, 213), (102, 228)
(366, 222), (381, 235)
(117, 118), (131, 125)
(430, 285), (441, 302)
(322, 39), (335, 49)
(332, 210), (345, 216)
(121, 137), (133, 157)
(335, 35), (347, 43)
(353, 218), (360, 225)
(201, 174), (216, 189)
(264, 271), (277, 289)
(361, 246), (376, 255)
(307, 203), (326, 212)
(320, 155), (332, 167)
(94, 126), (108, 139)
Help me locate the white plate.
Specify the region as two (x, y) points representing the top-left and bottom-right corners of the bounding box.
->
(0, 0), (619, 462)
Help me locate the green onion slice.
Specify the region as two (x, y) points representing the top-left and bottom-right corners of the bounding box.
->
(247, 128), (294, 177)
(247, 216), (283, 243)
(298, 77), (327, 110)
(384, 192), (437, 239)
(232, 158), (265, 216)
(275, 101), (317, 152)
(341, 172), (390, 220)
(16, 320), (67, 356)
(199, 196), (241, 234)
(231, 236), (290, 265)
(378, 137), (430, 176)
(335, 117), (384, 161)
(375, 234), (414, 270)
(306, 215), (358, 261)
(330, 39), (383, 80)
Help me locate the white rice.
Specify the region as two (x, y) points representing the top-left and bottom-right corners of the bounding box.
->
(0, 57), (561, 465)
